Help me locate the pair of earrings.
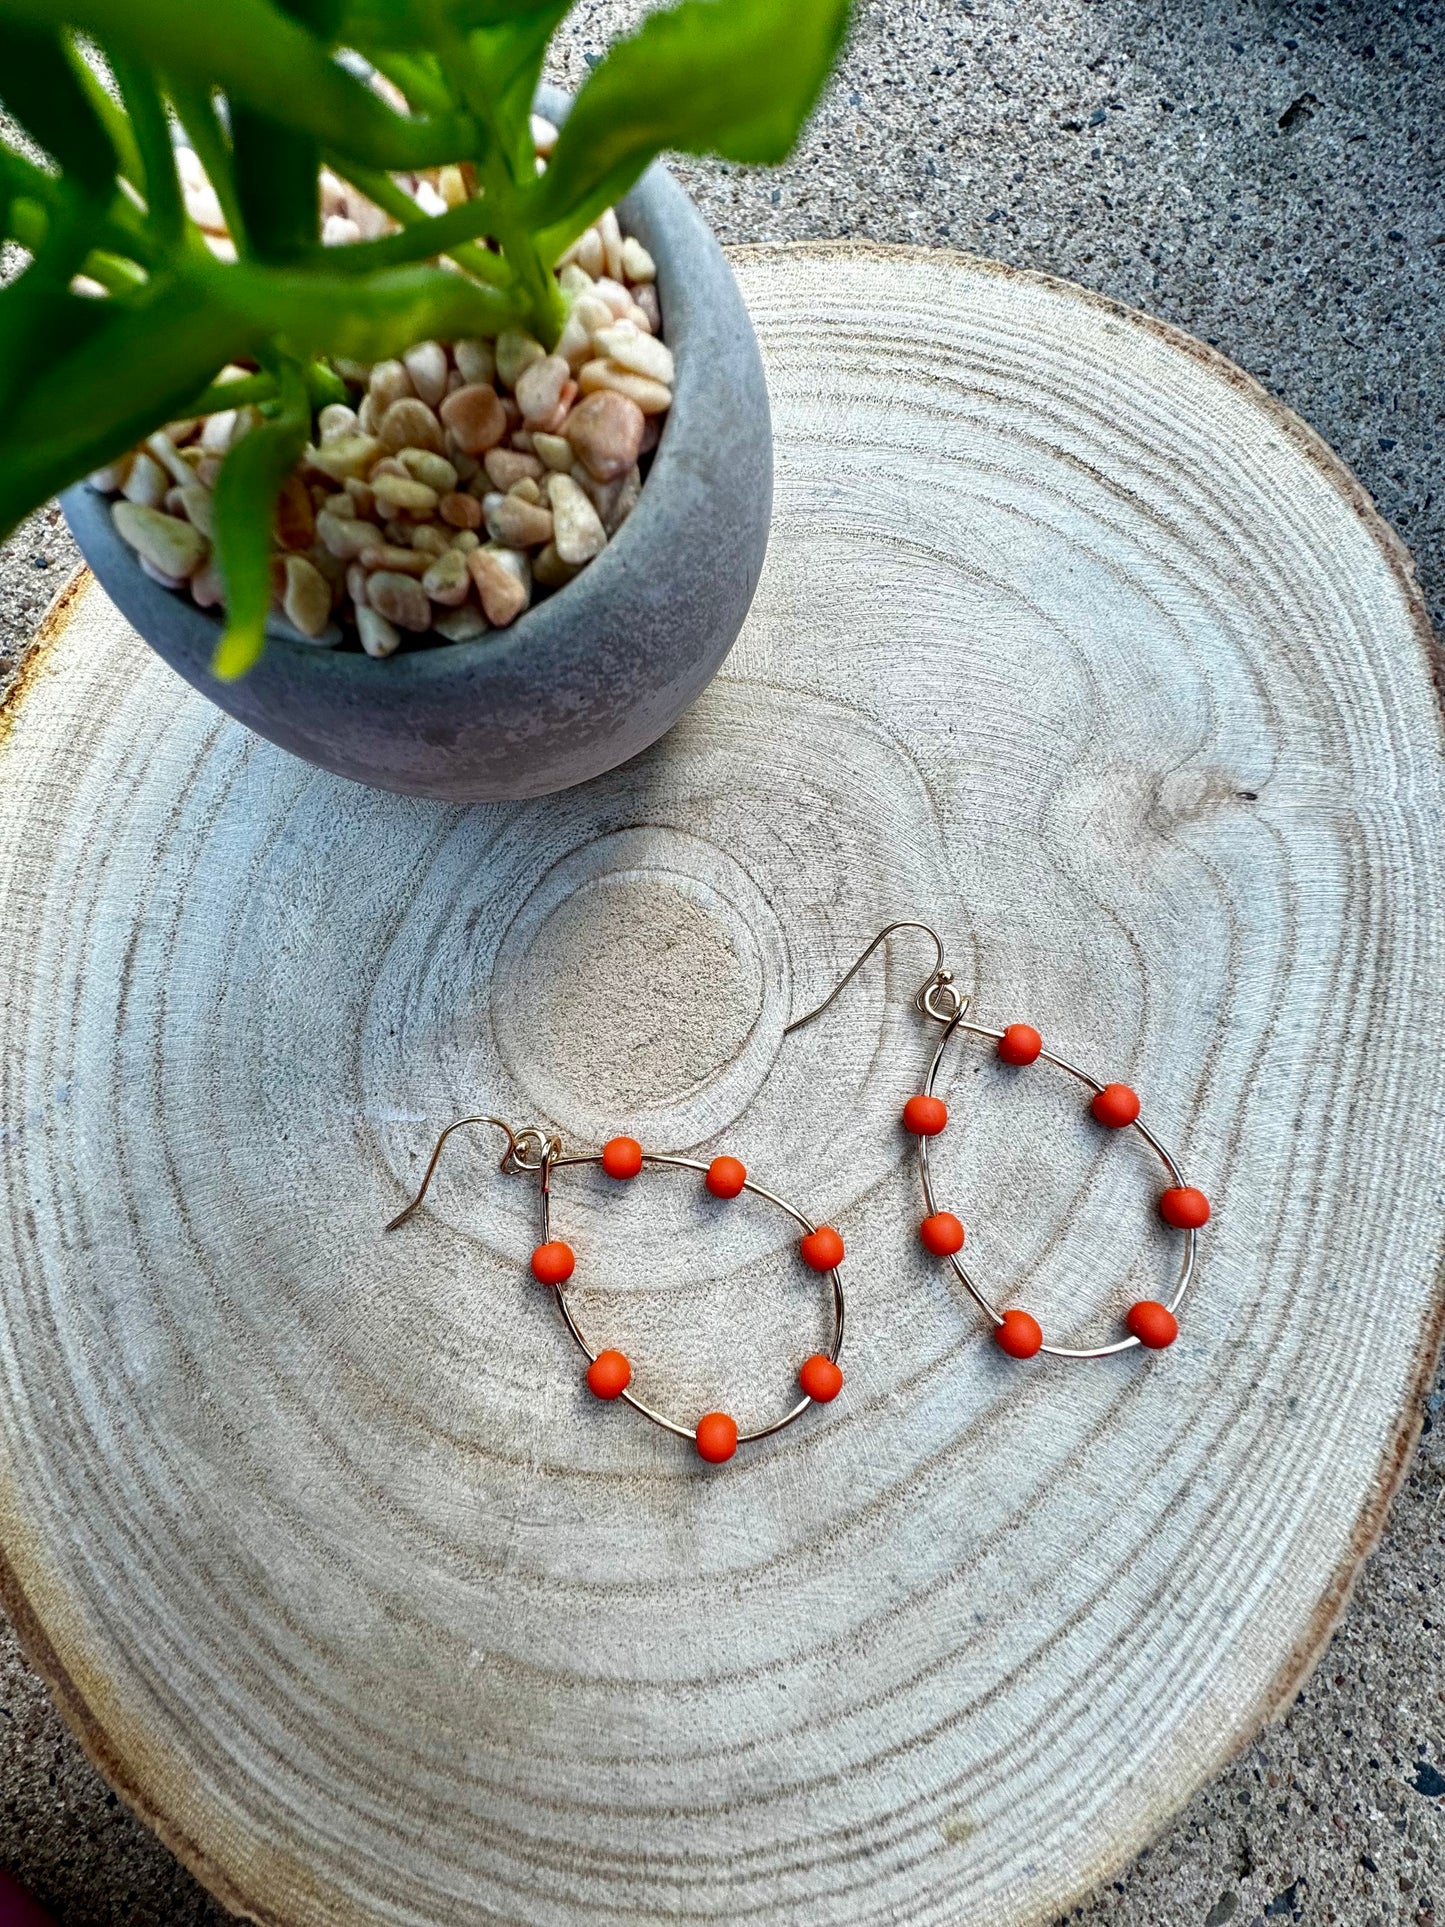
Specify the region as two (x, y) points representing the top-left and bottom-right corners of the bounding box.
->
(386, 922), (1210, 1464)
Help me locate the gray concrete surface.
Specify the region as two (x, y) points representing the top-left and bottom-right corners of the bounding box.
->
(1, 1), (1441, 1921)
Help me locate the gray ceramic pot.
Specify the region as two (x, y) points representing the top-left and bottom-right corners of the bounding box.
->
(62, 132), (771, 802)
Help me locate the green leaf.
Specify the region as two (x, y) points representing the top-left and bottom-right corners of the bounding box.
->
(338, 0), (562, 49)
(168, 79), (250, 252)
(231, 108), (319, 262)
(62, 34), (145, 188)
(527, 0), (851, 250)
(0, 277), (252, 538)
(468, 3), (571, 177)
(0, 0), (476, 170)
(211, 357), (310, 679)
(0, 23), (120, 195)
(107, 52), (183, 242)
(189, 253), (519, 360)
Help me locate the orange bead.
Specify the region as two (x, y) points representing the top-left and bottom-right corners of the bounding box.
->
(706, 1155), (747, 1199)
(1126, 1301), (1179, 1350)
(586, 1348), (632, 1398)
(694, 1412), (738, 1463)
(998, 1023), (1043, 1066)
(919, 1211), (966, 1256)
(902, 1093), (948, 1136)
(800, 1225), (845, 1272)
(530, 1240), (575, 1286)
(1091, 1082), (1141, 1129)
(994, 1308), (1043, 1358)
(1160, 1185), (1211, 1230)
(799, 1354), (844, 1402)
(601, 1135), (643, 1180)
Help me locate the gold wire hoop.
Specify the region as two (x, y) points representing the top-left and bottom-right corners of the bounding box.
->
(386, 1125), (846, 1451)
(917, 1007), (1200, 1360)
(542, 1149), (845, 1445)
(786, 921), (1205, 1360)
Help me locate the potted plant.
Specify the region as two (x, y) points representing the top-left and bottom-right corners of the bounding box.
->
(0, 0), (850, 799)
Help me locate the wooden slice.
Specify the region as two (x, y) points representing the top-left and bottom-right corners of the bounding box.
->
(1, 244), (1441, 1927)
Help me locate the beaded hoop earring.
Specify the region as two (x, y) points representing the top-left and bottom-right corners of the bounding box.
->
(787, 923), (1210, 1360)
(385, 1117), (846, 1463)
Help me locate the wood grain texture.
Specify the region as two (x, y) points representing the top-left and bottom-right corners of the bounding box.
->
(1, 244), (1442, 1927)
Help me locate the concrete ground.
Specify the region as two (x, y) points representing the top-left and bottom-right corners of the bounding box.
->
(1, 2), (1441, 1922)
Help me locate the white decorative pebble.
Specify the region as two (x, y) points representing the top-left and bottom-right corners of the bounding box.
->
(621, 236), (656, 283)
(356, 606), (401, 658)
(367, 570), (433, 631)
(421, 548), (471, 607)
(483, 447), (543, 490)
(547, 472), (607, 565)
(176, 484), (214, 536)
(403, 340), (449, 408)
(454, 338), (496, 385)
(467, 546), (531, 626)
(369, 360), (414, 409)
(484, 492), (554, 548)
(598, 207), (624, 282)
(515, 353), (569, 423)
(378, 398), (444, 455)
(592, 277), (633, 319)
(190, 560), (224, 608)
(87, 454), (135, 494)
(144, 431), (194, 487)
(112, 502), (208, 578)
(282, 555), (332, 637)
(593, 323), (674, 386)
(557, 294), (614, 370)
(122, 451), (168, 507)
(138, 556), (188, 590)
(318, 403), (359, 444)
(495, 330), (546, 390)
(397, 447), (458, 493)
(578, 359), (673, 414)
(308, 435), (382, 482)
(532, 432), (574, 473)
(372, 473), (439, 517)
(316, 510), (379, 559)
(433, 604), (488, 641)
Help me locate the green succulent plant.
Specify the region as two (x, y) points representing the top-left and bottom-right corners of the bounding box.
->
(0, 0), (851, 673)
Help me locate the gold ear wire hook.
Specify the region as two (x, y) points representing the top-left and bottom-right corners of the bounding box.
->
(784, 921), (958, 1035)
(384, 1116), (521, 1232)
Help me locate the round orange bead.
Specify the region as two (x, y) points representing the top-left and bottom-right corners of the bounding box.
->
(601, 1135), (643, 1180)
(530, 1240), (575, 1286)
(1091, 1082), (1141, 1129)
(586, 1349), (632, 1398)
(1160, 1185), (1211, 1230)
(694, 1412), (738, 1463)
(902, 1093), (948, 1136)
(1126, 1301), (1179, 1349)
(919, 1211), (966, 1256)
(998, 1023), (1043, 1066)
(994, 1308), (1044, 1358)
(800, 1225), (845, 1272)
(706, 1155), (747, 1199)
(799, 1354), (844, 1402)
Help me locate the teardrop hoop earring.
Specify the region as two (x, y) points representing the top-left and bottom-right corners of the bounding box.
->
(385, 1117), (846, 1464)
(786, 922), (1210, 1361)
